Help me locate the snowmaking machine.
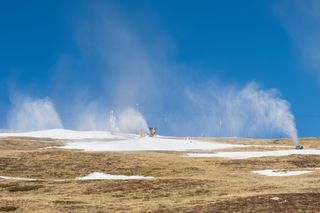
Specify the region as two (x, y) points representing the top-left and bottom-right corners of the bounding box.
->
(148, 127), (157, 137)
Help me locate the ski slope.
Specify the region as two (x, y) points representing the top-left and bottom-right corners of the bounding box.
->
(0, 129), (243, 152)
(62, 136), (243, 152)
(0, 129), (126, 140)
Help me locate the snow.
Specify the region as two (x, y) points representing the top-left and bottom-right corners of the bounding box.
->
(75, 172), (154, 180)
(0, 173), (154, 181)
(0, 129), (244, 152)
(270, 197), (280, 201)
(0, 176), (38, 181)
(62, 136), (243, 152)
(252, 169), (312, 176)
(0, 129), (126, 140)
(187, 149), (320, 159)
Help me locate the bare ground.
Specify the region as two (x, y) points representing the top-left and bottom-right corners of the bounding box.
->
(0, 137), (320, 212)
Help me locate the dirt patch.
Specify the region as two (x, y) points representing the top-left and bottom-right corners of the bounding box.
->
(288, 155), (320, 168)
(7, 184), (43, 193)
(0, 206), (17, 212)
(180, 192), (320, 212)
(0, 137), (63, 151)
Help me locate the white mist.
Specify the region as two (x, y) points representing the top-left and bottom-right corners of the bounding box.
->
(7, 97), (63, 131)
(185, 82), (300, 146)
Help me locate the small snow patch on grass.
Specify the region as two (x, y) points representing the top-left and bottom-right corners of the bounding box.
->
(252, 170), (312, 177)
(187, 149), (320, 159)
(270, 196), (280, 201)
(75, 172), (154, 180)
(0, 176), (39, 181)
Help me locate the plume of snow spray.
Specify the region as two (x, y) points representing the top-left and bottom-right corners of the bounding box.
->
(185, 82), (300, 146)
(7, 97), (63, 131)
(111, 108), (149, 134)
(108, 110), (118, 134)
(71, 103), (109, 131)
(239, 83), (300, 146)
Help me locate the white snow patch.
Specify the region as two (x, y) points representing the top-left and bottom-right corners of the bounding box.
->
(187, 149), (320, 159)
(0, 129), (126, 140)
(0, 176), (39, 181)
(62, 137), (243, 152)
(75, 172), (154, 180)
(270, 197), (281, 201)
(0, 173), (153, 181)
(252, 170), (312, 176)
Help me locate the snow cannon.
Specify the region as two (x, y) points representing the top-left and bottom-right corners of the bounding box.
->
(295, 145), (303, 150)
(148, 127), (157, 137)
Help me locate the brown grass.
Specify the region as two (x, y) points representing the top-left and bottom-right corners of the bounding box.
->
(0, 137), (320, 212)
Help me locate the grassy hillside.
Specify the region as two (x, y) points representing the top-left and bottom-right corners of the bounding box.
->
(0, 137), (320, 212)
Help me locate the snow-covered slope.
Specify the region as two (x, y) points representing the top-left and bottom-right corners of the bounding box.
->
(0, 129), (243, 152)
(62, 136), (243, 152)
(0, 129), (126, 140)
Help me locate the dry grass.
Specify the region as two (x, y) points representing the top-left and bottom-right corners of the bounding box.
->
(0, 137), (320, 212)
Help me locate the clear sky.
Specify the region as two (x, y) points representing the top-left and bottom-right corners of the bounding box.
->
(0, 0), (319, 137)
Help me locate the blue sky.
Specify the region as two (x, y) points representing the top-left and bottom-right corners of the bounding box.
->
(0, 0), (319, 137)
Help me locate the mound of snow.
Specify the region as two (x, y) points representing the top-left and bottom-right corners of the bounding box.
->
(62, 137), (243, 152)
(187, 149), (320, 159)
(75, 172), (154, 180)
(0, 129), (126, 140)
(252, 170), (312, 176)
